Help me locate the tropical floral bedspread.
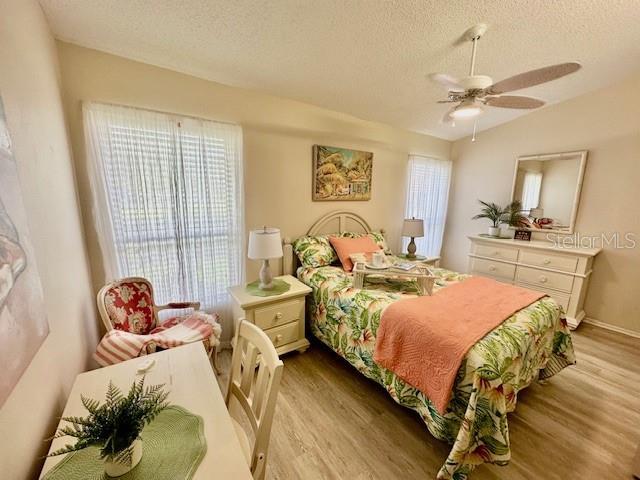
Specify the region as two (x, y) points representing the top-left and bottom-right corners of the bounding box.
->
(298, 262), (575, 479)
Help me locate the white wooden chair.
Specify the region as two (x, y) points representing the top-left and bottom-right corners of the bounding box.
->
(225, 320), (284, 480)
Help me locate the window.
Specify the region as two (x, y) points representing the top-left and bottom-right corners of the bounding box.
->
(520, 171), (543, 211)
(84, 103), (244, 312)
(403, 155), (452, 257)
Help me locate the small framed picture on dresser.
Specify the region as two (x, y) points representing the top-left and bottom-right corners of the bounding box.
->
(514, 229), (532, 241)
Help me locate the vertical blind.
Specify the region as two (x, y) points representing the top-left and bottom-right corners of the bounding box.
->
(403, 155), (452, 257)
(84, 102), (244, 313)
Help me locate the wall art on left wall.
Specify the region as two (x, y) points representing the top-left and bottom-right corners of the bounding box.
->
(0, 95), (49, 408)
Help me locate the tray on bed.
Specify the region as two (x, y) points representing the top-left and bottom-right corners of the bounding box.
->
(352, 261), (435, 295)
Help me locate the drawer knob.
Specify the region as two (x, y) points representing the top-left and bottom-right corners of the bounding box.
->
(275, 312), (283, 319)
(488, 265), (496, 271)
(274, 334), (283, 344)
(543, 259), (551, 265)
(494, 250), (500, 256)
(539, 275), (548, 283)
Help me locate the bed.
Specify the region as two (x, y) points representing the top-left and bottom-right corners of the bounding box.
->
(282, 211), (576, 480)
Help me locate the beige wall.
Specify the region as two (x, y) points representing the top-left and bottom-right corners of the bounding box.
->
(443, 73), (640, 334)
(0, 1), (99, 478)
(55, 41), (450, 338)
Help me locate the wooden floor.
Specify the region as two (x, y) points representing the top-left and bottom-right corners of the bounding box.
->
(218, 324), (640, 479)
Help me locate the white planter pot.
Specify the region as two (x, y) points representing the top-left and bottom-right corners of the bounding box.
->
(488, 226), (500, 237)
(500, 226), (515, 239)
(104, 439), (143, 477)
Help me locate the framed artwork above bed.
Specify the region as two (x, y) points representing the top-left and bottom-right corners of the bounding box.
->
(312, 145), (372, 201)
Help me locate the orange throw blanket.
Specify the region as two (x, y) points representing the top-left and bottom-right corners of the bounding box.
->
(373, 276), (545, 414)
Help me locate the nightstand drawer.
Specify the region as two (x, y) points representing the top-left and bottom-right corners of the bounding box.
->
(474, 244), (519, 262)
(254, 298), (304, 330)
(516, 266), (574, 293)
(519, 250), (578, 273)
(470, 257), (516, 280)
(265, 321), (299, 348)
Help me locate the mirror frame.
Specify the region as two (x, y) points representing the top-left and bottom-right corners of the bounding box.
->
(510, 150), (588, 234)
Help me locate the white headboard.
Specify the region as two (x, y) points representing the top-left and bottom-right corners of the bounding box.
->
(282, 211), (385, 275)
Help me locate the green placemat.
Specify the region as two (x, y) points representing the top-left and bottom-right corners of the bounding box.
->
(43, 406), (206, 480)
(396, 253), (427, 260)
(478, 233), (509, 239)
(246, 278), (291, 297)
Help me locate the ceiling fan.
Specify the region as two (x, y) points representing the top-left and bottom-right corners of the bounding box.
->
(431, 24), (581, 126)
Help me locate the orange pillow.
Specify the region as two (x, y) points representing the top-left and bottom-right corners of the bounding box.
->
(329, 236), (381, 272)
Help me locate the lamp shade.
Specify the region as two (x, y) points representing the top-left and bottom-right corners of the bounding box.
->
(529, 207), (544, 218)
(402, 218), (424, 238)
(248, 227), (283, 260)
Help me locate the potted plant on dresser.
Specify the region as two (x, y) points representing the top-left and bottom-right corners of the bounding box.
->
(472, 200), (505, 237)
(472, 200), (530, 238)
(47, 376), (169, 477)
(501, 200), (530, 238)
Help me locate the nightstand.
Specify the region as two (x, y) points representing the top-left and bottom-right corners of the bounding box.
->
(228, 274), (312, 355)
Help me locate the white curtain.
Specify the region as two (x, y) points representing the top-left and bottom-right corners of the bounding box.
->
(403, 155), (452, 257)
(521, 171), (543, 211)
(84, 102), (244, 316)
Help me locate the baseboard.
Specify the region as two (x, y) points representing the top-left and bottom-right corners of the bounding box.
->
(583, 317), (640, 339)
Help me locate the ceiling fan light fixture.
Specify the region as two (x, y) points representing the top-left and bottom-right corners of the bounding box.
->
(451, 100), (483, 119)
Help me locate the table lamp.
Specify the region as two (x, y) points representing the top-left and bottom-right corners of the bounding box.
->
(529, 207), (544, 221)
(402, 218), (424, 259)
(248, 227), (283, 290)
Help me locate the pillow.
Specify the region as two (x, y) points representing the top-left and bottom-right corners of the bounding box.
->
(329, 236), (380, 272)
(292, 235), (337, 267)
(368, 231), (391, 254)
(338, 231), (391, 254)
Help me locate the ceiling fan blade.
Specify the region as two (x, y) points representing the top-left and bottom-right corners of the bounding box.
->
(487, 62), (581, 94)
(429, 73), (465, 92)
(441, 106), (457, 124)
(485, 95), (545, 109)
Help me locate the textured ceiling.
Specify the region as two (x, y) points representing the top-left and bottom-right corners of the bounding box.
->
(40, 0), (640, 140)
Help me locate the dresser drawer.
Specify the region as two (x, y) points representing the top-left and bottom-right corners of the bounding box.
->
(474, 244), (519, 262)
(516, 266), (574, 293)
(265, 321), (299, 348)
(516, 281), (570, 312)
(519, 250), (578, 273)
(470, 258), (516, 280)
(254, 298), (304, 330)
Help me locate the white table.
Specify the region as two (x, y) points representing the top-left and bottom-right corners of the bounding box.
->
(40, 342), (252, 479)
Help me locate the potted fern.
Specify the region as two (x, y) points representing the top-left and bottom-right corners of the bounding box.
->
(501, 200), (529, 237)
(48, 376), (169, 477)
(472, 200), (505, 237)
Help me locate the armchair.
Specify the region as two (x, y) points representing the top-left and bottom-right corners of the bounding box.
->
(96, 277), (221, 372)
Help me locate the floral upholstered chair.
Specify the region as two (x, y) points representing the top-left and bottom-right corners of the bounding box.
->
(96, 277), (221, 372)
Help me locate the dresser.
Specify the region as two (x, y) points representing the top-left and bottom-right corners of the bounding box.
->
(228, 275), (311, 355)
(468, 235), (601, 328)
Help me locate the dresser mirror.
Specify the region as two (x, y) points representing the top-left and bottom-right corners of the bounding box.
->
(510, 150), (587, 234)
